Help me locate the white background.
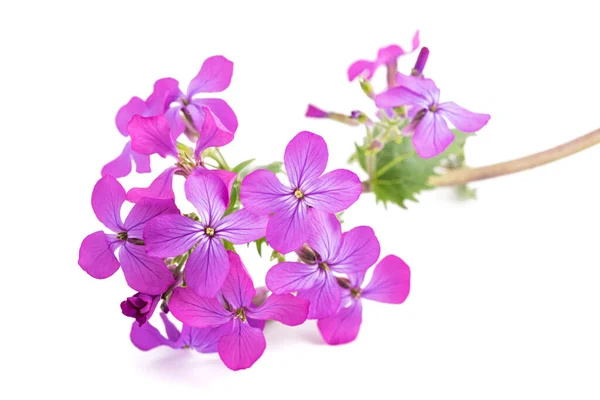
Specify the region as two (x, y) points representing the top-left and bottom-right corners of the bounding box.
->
(1, 1), (599, 399)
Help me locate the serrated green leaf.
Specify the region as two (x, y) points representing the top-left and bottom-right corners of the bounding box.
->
(232, 158), (255, 174)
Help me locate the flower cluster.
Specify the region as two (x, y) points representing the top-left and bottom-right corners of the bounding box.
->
(79, 54), (411, 371)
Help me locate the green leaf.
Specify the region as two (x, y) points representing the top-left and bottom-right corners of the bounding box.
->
(223, 240), (236, 251)
(254, 237), (267, 257)
(223, 182), (240, 216)
(239, 161), (284, 179)
(368, 130), (470, 208)
(232, 158), (255, 174)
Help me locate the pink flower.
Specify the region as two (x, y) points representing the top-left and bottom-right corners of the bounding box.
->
(120, 292), (160, 326)
(78, 176), (178, 294)
(266, 211), (380, 319)
(347, 31), (420, 81)
(375, 78), (490, 158)
(143, 174), (267, 297)
(240, 131), (362, 254)
(169, 251), (309, 370)
(318, 255), (411, 345)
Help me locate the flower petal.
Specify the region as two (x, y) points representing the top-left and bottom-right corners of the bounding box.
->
(130, 319), (179, 351)
(91, 175), (125, 232)
(165, 105), (185, 138)
(377, 45), (405, 64)
(118, 243), (175, 295)
(187, 55), (233, 97)
(127, 167), (177, 203)
(375, 86), (429, 109)
(132, 150), (151, 173)
(219, 251), (256, 309)
(144, 214), (203, 258)
(362, 255), (411, 304)
(129, 114), (178, 158)
(317, 300), (363, 345)
(297, 270), (341, 319)
(101, 142), (133, 178)
(193, 107), (235, 158)
(305, 104), (328, 118)
(218, 320), (266, 371)
(180, 322), (233, 353)
(266, 198), (310, 254)
(411, 30), (420, 51)
(413, 111), (455, 158)
(266, 261), (320, 294)
(124, 197), (179, 238)
(185, 236), (229, 297)
(347, 60), (376, 81)
(146, 78), (182, 115)
(160, 312), (181, 342)
(240, 169), (291, 215)
(185, 173), (229, 226)
(284, 131), (328, 189)
(437, 101), (490, 133)
(192, 98), (238, 133)
(116, 96), (148, 136)
(169, 287), (232, 327)
(304, 169), (362, 213)
(78, 231), (121, 279)
(330, 226), (380, 273)
(215, 208), (267, 245)
(246, 294), (309, 326)
(306, 210), (342, 262)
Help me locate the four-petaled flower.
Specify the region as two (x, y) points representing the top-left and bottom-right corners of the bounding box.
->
(266, 210), (380, 319)
(78, 175), (178, 294)
(169, 251), (309, 370)
(241, 131), (362, 254)
(143, 174), (267, 297)
(318, 255), (411, 345)
(375, 78), (490, 158)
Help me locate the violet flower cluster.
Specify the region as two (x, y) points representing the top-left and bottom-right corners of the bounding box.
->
(79, 55), (411, 371)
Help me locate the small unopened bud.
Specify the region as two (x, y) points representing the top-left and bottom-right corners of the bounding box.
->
(368, 140), (383, 152)
(350, 110), (371, 124)
(296, 244), (317, 264)
(359, 77), (375, 99)
(411, 47), (429, 77)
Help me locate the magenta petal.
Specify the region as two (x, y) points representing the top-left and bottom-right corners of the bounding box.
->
(180, 322), (233, 353)
(265, 261), (320, 294)
(116, 96), (148, 136)
(247, 294), (309, 326)
(185, 173), (229, 226)
(377, 45), (405, 64)
(218, 320), (266, 371)
(193, 107), (235, 158)
(127, 167), (177, 203)
(266, 198), (310, 254)
(216, 208), (267, 245)
(362, 255), (411, 304)
(130, 319), (178, 351)
(91, 175), (126, 233)
(124, 197), (179, 238)
(317, 300), (363, 345)
(305, 104), (328, 118)
(78, 231), (121, 279)
(144, 214), (203, 258)
(129, 114), (178, 158)
(437, 101), (490, 133)
(185, 236), (229, 297)
(330, 226), (380, 273)
(169, 287), (233, 327)
(118, 243), (174, 295)
(413, 112), (455, 158)
(192, 98), (238, 133)
(160, 312), (181, 342)
(132, 151), (151, 173)
(411, 30), (420, 51)
(375, 86), (429, 109)
(347, 60), (376, 81)
(146, 78), (182, 115)
(240, 169), (291, 215)
(101, 142), (133, 178)
(220, 251), (256, 309)
(187, 55), (233, 97)
(304, 169), (362, 213)
(165, 106), (185, 139)
(297, 270), (342, 319)
(306, 210), (342, 262)
(284, 131), (328, 189)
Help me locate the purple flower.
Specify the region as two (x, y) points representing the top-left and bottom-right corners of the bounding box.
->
(375, 78), (491, 158)
(347, 31), (420, 81)
(266, 210), (380, 319)
(121, 293), (160, 326)
(157, 55), (238, 137)
(78, 176), (178, 294)
(240, 131), (362, 254)
(169, 251), (309, 370)
(131, 312), (231, 353)
(318, 255), (411, 345)
(126, 107), (236, 202)
(143, 173), (267, 297)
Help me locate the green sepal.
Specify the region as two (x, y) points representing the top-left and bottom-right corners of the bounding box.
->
(232, 158), (255, 174)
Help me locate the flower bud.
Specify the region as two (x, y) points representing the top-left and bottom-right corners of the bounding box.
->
(296, 244), (318, 264)
(120, 293), (160, 326)
(411, 47), (429, 77)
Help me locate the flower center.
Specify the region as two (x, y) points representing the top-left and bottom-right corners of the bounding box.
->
(205, 227), (215, 237)
(116, 232), (128, 241)
(180, 96), (191, 106)
(429, 104), (438, 112)
(294, 188), (305, 199)
(350, 287), (362, 299)
(234, 307), (247, 322)
(318, 262), (330, 272)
